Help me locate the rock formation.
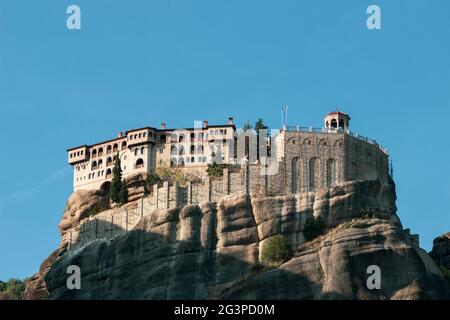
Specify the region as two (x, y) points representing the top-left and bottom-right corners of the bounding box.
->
(430, 233), (450, 269)
(25, 179), (450, 299)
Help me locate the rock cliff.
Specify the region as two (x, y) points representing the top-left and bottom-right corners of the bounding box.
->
(25, 178), (450, 299)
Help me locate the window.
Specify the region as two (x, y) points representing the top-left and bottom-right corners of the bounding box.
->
(190, 145), (195, 154)
(160, 134), (166, 143)
(171, 145), (177, 155)
(135, 158), (144, 169)
(98, 147), (104, 156)
(291, 157), (298, 193)
(106, 157), (112, 166)
(197, 145), (204, 154)
(309, 158), (317, 190)
(92, 149), (97, 158)
(98, 159), (103, 168)
(106, 145), (112, 154)
(326, 159), (336, 188)
(121, 141), (127, 150)
(91, 161), (98, 170)
(113, 143), (118, 152)
(141, 147), (145, 155)
(190, 132), (195, 141)
(106, 168), (112, 178)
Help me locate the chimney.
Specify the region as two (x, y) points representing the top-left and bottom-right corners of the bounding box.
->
(161, 122), (166, 129)
(228, 116), (234, 125)
(118, 131), (123, 138)
(203, 120), (208, 128)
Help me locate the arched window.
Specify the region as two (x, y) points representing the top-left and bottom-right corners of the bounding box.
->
(106, 157), (112, 166)
(171, 134), (177, 143)
(339, 119), (345, 130)
(160, 134), (166, 143)
(191, 156), (195, 163)
(330, 119), (337, 129)
(197, 145), (204, 154)
(179, 157), (185, 167)
(171, 145), (177, 155)
(198, 133), (204, 141)
(98, 147), (104, 156)
(140, 147), (145, 155)
(326, 159), (336, 188)
(190, 132), (195, 141)
(245, 136), (250, 159)
(190, 145), (195, 154)
(106, 168), (112, 178)
(91, 161), (98, 170)
(134, 149), (138, 156)
(106, 145), (112, 154)
(179, 134), (185, 142)
(121, 141), (127, 150)
(179, 146), (185, 155)
(291, 157), (298, 193)
(309, 157), (318, 191)
(113, 143), (118, 152)
(92, 149), (97, 158)
(97, 159), (103, 168)
(135, 158), (144, 169)
(170, 157), (177, 167)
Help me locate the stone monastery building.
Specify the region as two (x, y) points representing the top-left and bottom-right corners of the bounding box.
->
(68, 112), (390, 195)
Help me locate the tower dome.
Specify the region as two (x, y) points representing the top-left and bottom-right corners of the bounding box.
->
(324, 110), (350, 132)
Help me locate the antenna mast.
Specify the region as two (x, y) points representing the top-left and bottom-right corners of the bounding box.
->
(281, 105), (288, 130)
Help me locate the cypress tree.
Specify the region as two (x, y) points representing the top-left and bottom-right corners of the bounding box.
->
(109, 153), (123, 203)
(118, 181), (128, 204)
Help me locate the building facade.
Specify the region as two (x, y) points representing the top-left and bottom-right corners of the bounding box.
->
(67, 112), (389, 194)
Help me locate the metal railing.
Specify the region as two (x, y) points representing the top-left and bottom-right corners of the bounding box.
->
(284, 126), (388, 154)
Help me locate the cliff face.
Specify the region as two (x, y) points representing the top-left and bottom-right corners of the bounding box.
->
(27, 179), (450, 299)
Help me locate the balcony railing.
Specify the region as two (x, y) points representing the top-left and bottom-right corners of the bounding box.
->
(284, 126), (388, 154)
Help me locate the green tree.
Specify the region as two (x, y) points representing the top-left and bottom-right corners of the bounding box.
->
(0, 278), (27, 300)
(118, 181), (128, 204)
(243, 121), (253, 131)
(109, 153), (123, 203)
(255, 118), (268, 160)
(261, 235), (290, 265)
(255, 118), (267, 131)
(207, 161), (224, 178)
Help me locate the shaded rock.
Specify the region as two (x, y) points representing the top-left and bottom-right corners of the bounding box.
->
(58, 190), (109, 234)
(29, 178), (450, 300)
(124, 172), (151, 202)
(430, 232), (450, 269)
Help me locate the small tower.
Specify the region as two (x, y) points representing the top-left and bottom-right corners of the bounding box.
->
(324, 110), (350, 132)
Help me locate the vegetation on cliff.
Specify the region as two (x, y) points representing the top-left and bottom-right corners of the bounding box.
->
(261, 235), (290, 266)
(0, 278), (28, 300)
(110, 153), (128, 204)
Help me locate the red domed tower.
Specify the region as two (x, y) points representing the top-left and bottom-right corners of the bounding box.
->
(324, 110), (350, 132)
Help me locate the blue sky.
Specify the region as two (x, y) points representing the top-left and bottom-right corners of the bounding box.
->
(1, 0), (449, 280)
